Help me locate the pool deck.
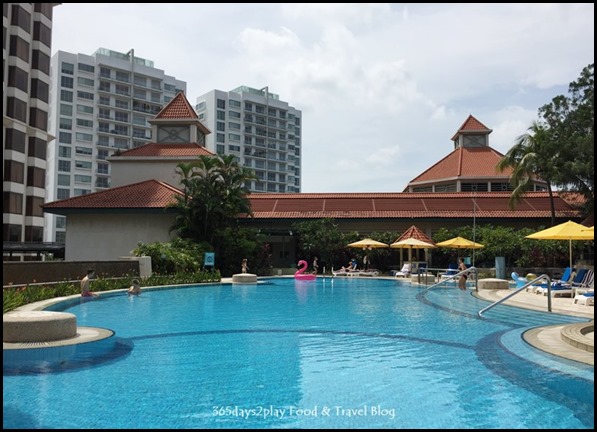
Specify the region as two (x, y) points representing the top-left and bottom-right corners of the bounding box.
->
(472, 287), (594, 366)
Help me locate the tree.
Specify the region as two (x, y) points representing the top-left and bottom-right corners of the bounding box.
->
(538, 63), (594, 217)
(497, 121), (559, 226)
(169, 154), (256, 244)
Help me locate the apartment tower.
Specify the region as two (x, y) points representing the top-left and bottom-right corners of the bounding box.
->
(45, 48), (186, 243)
(3, 3), (59, 260)
(195, 86), (302, 193)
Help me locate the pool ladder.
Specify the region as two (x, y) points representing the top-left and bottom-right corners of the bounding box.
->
(478, 274), (552, 317)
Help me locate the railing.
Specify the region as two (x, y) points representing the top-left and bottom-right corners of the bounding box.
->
(478, 274), (552, 317)
(426, 266), (478, 291)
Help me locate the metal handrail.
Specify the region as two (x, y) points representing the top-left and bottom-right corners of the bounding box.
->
(478, 274), (552, 317)
(426, 267), (477, 290)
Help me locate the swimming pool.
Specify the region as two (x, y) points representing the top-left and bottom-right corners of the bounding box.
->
(3, 278), (594, 429)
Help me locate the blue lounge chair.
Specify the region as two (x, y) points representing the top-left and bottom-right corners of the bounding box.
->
(537, 268), (587, 297)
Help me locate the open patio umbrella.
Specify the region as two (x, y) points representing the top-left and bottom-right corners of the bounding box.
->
(436, 236), (484, 266)
(390, 238), (436, 270)
(525, 220), (594, 270)
(347, 238), (389, 249)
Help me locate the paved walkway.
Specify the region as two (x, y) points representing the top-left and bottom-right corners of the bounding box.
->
(474, 288), (594, 365)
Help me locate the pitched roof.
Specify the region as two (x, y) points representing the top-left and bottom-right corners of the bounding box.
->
(154, 91), (198, 119)
(450, 114), (492, 140)
(395, 225), (435, 244)
(113, 143), (215, 158)
(43, 187), (581, 220)
(245, 192), (580, 219)
(42, 180), (182, 212)
(406, 146), (513, 186)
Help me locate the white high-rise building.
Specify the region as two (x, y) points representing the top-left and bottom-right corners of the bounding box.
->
(195, 86), (302, 193)
(3, 3), (59, 259)
(45, 48), (186, 243)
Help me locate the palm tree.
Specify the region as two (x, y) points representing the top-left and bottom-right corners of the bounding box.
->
(497, 121), (558, 226)
(169, 155), (256, 244)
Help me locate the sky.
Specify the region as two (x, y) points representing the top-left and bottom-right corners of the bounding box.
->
(51, 3), (594, 193)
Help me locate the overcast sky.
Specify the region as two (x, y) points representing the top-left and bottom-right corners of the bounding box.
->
(51, 3), (594, 193)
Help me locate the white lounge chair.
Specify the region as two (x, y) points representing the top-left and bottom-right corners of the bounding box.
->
(394, 263), (411, 278)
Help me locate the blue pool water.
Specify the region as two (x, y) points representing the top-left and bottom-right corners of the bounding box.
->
(3, 278), (594, 429)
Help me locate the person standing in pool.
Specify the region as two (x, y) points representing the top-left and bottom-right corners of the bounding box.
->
(458, 258), (468, 290)
(81, 268), (98, 297)
(128, 278), (141, 295)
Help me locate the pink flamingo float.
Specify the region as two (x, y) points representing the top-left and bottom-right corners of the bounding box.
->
(294, 260), (317, 281)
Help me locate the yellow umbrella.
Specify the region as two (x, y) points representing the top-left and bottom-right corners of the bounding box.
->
(390, 238), (436, 270)
(435, 237), (485, 249)
(347, 238), (389, 249)
(525, 220), (594, 270)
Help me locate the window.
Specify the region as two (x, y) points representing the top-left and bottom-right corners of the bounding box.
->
(216, 133), (225, 143)
(216, 110), (226, 120)
(74, 188), (91, 196)
(229, 99), (241, 108)
(58, 160), (71, 172)
(25, 225), (43, 242)
(115, 99), (129, 109)
(4, 160), (24, 183)
(28, 137), (46, 159)
(217, 122), (225, 132)
(29, 108), (48, 131)
(4, 224), (22, 242)
(97, 163), (109, 174)
(229, 111), (241, 119)
(55, 216), (67, 228)
(96, 178), (110, 188)
(11, 5), (31, 33)
(58, 146), (71, 158)
(115, 70), (130, 82)
(60, 90), (73, 102)
(228, 133), (241, 141)
(5, 129), (26, 153)
(77, 91), (94, 100)
(164, 83), (176, 92)
(4, 192), (23, 214)
(78, 63), (95, 73)
(75, 146), (93, 156)
(8, 66), (28, 92)
(196, 101), (205, 110)
(133, 115), (146, 126)
(60, 103), (73, 116)
(26, 196), (45, 217)
(74, 174), (92, 184)
(33, 21), (52, 48)
(229, 122), (241, 130)
(76, 118), (93, 128)
(55, 232), (66, 244)
(217, 99), (226, 109)
(59, 132), (72, 144)
(99, 96), (111, 106)
(32, 50), (50, 75)
(114, 125), (129, 136)
(75, 160), (92, 170)
(9, 35), (30, 62)
(77, 77), (95, 87)
(61, 76), (74, 88)
(115, 111), (129, 123)
(6, 97), (27, 122)
(229, 144), (241, 152)
(57, 174), (71, 186)
(57, 189), (70, 200)
(60, 117), (73, 130)
(27, 167), (45, 188)
(35, 3), (54, 19)
(76, 132), (93, 142)
(100, 67), (111, 79)
(97, 149), (110, 160)
(77, 104), (93, 114)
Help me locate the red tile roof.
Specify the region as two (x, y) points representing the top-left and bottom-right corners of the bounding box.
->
(407, 147), (512, 186)
(395, 225), (435, 244)
(450, 114), (492, 140)
(43, 187), (581, 220)
(114, 143), (215, 158)
(154, 92), (198, 119)
(42, 180), (182, 211)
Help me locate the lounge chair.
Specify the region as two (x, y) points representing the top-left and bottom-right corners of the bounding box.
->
(573, 291), (594, 306)
(526, 267), (573, 293)
(439, 263), (459, 282)
(536, 268), (587, 297)
(332, 261), (359, 277)
(394, 263), (411, 278)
